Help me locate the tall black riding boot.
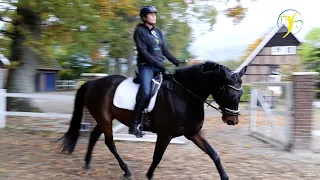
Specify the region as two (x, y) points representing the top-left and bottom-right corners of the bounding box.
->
(128, 96), (148, 138)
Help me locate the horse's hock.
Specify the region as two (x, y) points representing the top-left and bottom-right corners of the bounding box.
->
(292, 72), (319, 151)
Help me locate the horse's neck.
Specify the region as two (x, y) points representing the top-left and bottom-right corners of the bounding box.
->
(173, 69), (211, 106)
(173, 62), (228, 105)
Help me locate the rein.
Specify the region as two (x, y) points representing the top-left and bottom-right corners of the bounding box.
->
(164, 72), (241, 116)
(170, 76), (222, 113)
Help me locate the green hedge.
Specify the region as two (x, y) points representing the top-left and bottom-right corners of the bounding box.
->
(240, 84), (251, 102)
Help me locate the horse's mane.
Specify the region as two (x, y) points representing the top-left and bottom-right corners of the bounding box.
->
(166, 61), (231, 100)
(173, 61), (232, 81)
(162, 61), (232, 106)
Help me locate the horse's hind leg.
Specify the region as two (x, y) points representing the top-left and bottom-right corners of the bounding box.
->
(86, 102), (132, 179)
(101, 123), (133, 179)
(185, 130), (229, 180)
(84, 125), (102, 170)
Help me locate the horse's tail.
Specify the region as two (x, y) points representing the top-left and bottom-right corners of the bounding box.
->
(58, 81), (89, 154)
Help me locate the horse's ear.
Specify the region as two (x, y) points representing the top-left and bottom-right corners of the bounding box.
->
(238, 66), (247, 77)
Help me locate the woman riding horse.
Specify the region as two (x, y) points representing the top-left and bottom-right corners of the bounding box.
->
(130, 5), (180, 138)
(58, 5), (248, 180)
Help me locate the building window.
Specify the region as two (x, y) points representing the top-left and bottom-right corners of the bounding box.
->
(269, 76), (275, 82)
(288, 46), (296, 54)
(271, 46), (296, 55)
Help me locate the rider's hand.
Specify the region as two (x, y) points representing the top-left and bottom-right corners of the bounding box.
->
(164, 70), (173, 78)
(173, 60), (179, 67)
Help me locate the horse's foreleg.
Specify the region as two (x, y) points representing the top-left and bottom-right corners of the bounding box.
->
(84, 125), (102, 170)
(146, 135), (172, 180)
(186, 130), (229, 180)
(102, 124), (132, 179)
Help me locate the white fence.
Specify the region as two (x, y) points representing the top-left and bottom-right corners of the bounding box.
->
(0, 89), (74, 128)
(55, 80), (78, 90)
(249, 82), (293, 150)
(0, 89), (188, 144)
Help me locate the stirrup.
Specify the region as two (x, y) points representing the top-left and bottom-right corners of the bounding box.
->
(137, 124), (144, 131)
(128, 124), (145, 138)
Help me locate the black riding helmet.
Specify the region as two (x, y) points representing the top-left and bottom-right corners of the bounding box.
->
(140, 5), (158, 21)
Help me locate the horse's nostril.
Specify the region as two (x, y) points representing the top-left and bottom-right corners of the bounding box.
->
(227, 120), (234, 125)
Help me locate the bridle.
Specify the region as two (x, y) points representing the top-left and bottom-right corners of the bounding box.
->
(165, 73), (242, 116)
(218, 85), (242, 116)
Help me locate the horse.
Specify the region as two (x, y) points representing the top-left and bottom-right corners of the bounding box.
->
(58, 61), (247, 180)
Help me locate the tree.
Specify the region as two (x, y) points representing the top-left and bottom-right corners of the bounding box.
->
(223, 3), (248, 25)
(188, 0), (251, 26)
(1, 0), (136, 110)
(297, 27), (320, 98)
(239, 36), (264, 61)
(297, 27), (320, 73)
(0, 0), (250, 111)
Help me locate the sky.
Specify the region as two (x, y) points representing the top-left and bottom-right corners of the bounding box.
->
(1, 0), (320, 65)
(188, 0), (320, 61)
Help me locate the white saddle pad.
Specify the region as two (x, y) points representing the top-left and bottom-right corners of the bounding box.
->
(113, 77), (162, 112)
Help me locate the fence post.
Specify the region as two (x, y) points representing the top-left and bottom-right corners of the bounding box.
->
(250, 86), (257, 132)
(285, 82), (294, 147)
(0, 89), (6, 128)
(292, 72), (319, 151)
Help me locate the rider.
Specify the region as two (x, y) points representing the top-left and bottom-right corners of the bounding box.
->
(128, 5), (180, 138)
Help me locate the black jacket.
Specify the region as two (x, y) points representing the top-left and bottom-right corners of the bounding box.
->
(134, 23), (179, 72)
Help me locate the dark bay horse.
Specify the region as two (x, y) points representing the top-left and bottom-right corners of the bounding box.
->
(59, 61), (247, 180)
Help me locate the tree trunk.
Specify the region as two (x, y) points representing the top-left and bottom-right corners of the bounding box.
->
(115, 58), (121, 75)
(6, 7), (41, 111)
(104, 58), (110, 75)
(126, 50), (134, 77)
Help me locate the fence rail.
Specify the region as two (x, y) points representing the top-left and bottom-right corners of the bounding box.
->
(250, 81), (293, 150)
(5, 92), (75, 99)
(0, 89), (74, 128)
(0, 89), (188, 144)
(55, 80), (78, 90)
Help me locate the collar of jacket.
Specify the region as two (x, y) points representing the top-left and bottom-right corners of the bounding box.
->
(139, 23), (155, 31)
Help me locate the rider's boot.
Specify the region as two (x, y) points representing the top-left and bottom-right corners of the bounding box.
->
(128, 95), (147, 138)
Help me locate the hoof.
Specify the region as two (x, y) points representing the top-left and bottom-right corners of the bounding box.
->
(84, 164), (90, 171)
(222, 175), (229, 180)
(146, 173), (152, 180)
(122, 174), (134, 180)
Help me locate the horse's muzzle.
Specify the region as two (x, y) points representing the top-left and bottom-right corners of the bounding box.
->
(222, 115), (239, 125)
(227, 120), (235, 125)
